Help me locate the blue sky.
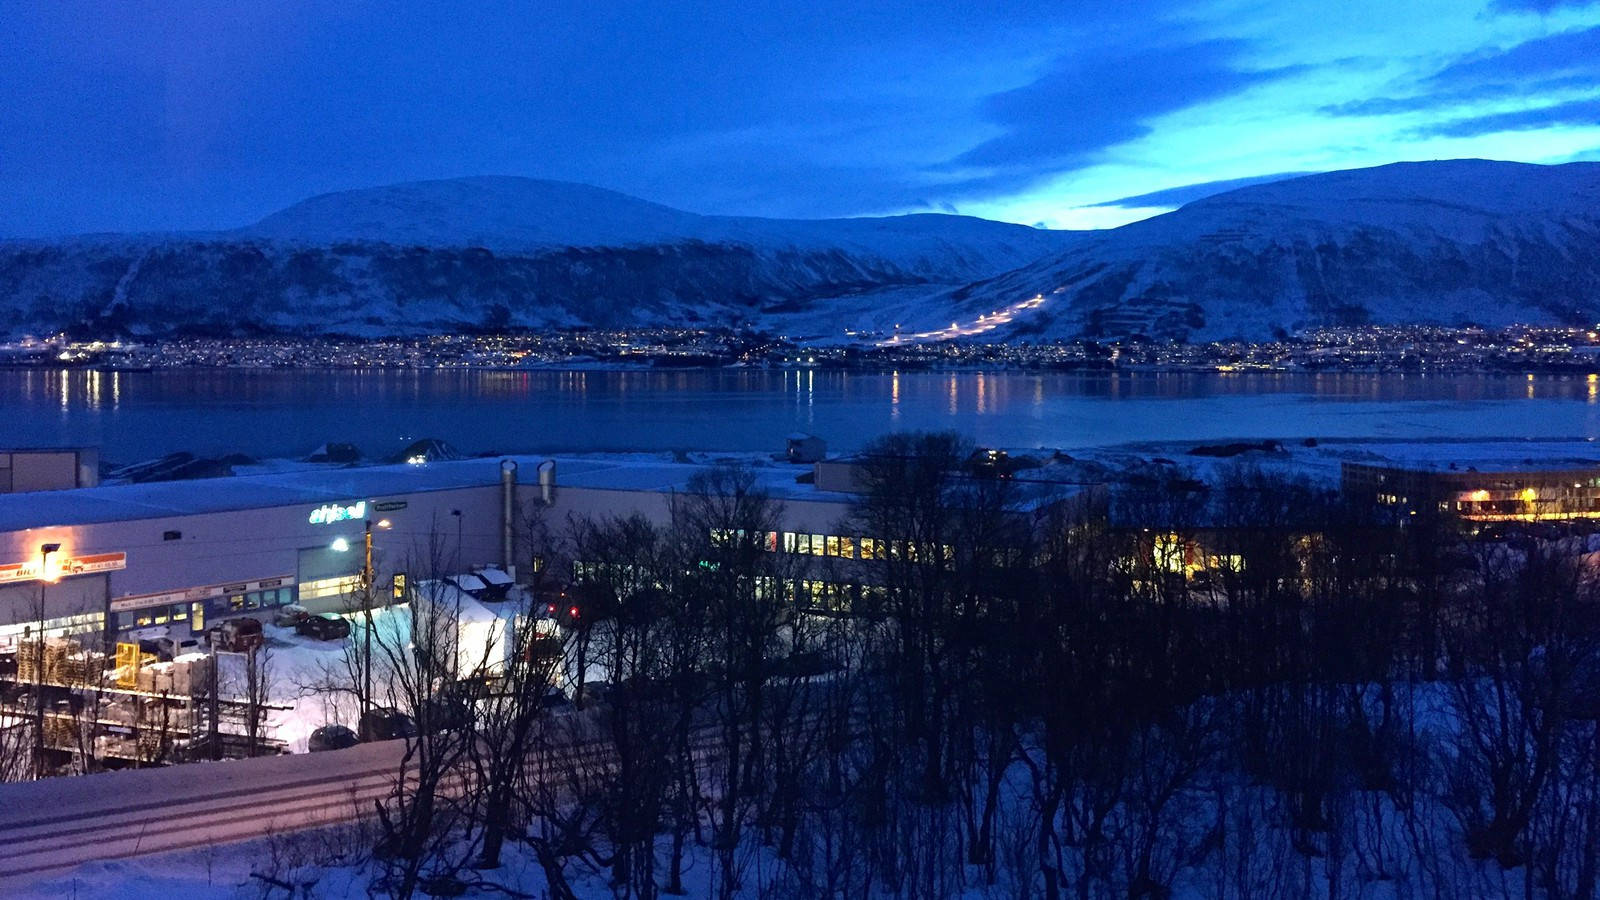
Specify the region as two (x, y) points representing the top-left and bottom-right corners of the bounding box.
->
(4, 0), (1600, 236)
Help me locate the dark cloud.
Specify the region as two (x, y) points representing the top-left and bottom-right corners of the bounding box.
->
(1321, 73), (1597, 117)
(1086, 171), (1316, 208)
(1429, 25), (1600, 87)
(1418, 96), (1600, 137)
(1489, 0), (1598, 12)
(1318, 26), (1600, 131)
(950, 40), (1270, 177)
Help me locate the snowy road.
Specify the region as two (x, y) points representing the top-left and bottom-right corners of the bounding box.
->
(0, 740), (408, 890)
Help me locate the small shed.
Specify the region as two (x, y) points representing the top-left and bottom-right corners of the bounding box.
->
(786, 433), (827, 464)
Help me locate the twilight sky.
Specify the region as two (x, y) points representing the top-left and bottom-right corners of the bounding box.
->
(5, 0), (1600, 236)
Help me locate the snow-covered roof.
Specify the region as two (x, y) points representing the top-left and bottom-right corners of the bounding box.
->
(1330, 440), (1600, 475)
(451, 573), (488, 593)
(0, 452), (865, 533)
(475, 567), (513, 586)
(551, 458), (859, 506)
(0, 455), (600, 531)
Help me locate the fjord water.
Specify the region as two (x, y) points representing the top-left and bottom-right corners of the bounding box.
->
(4, 368), (1600, 464)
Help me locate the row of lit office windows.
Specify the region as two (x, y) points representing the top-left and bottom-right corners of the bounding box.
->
(0, 612), (106, 651)
(567, 563), (882, 615)
(711, 528), (959, 563)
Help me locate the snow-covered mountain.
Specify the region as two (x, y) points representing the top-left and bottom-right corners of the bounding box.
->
(0, 178), (1073, 337)
(928, 160), (1600, 342)
(4, 161), (1598, 342)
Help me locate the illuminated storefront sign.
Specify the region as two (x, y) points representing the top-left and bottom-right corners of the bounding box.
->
(309, 500), (366, 525)
(111, 575), (294, 613)
(0, 551), (126, 584)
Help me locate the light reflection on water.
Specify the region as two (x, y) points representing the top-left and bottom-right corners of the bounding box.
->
(2, 367), (1598, 463)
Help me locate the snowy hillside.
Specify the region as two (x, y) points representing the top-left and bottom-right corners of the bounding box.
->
(918, 160), (1600, 343)
(4, 161), (1598, 341)
(0, 178), (1072, 337)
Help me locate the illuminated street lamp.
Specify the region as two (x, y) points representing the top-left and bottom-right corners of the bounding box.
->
(360, 517), (392, 713)
(33, 542), (60, 778)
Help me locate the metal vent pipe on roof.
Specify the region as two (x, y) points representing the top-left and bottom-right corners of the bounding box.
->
(500, 460), (517, 579)
(537, 459), (556, 506)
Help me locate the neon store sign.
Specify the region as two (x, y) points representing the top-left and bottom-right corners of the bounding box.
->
(309, 501), (366, 525)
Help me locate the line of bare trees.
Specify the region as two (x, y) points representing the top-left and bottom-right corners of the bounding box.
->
(329, 433), (1600, 899)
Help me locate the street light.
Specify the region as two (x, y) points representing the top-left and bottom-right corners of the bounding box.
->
(34, 543), (59, 778)
(39, 543), (60, 582)
(360, 518), (392, 714)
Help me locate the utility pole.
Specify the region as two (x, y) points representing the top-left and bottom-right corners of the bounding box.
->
(33, 542), (60, 779)
(362, 518), (391, 714)
(364, 519), (374, 715)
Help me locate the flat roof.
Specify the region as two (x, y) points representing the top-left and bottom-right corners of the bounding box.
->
(0, 454), (856, 532)
(1339, 441), (1600, 475)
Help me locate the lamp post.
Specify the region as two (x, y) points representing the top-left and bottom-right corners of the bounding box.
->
(361, 519), (391, 714)
(33, 542), (60, 779)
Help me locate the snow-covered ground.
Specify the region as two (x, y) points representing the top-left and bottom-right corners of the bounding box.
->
(8, 679), (1544, 900)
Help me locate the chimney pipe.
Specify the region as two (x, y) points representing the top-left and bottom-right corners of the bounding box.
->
(537, 459), (557, 506)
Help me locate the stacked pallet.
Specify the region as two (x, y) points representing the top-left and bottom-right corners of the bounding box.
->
(60, 647), (106, 687)
(16, 638), (73, 685)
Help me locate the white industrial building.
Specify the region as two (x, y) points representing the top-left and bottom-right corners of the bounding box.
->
(0, 455), (866, 653)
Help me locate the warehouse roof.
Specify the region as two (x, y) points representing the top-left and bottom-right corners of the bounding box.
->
(0, 454), (857, 532)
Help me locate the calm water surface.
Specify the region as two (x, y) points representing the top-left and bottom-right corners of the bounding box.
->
(2, 368), (1598, 463)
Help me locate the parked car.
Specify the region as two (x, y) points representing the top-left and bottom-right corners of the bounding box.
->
(211, 617), (264, 652)
(359, 707), (417, 742)
(308, 723), (360, 752)
(272, 605), (311, 628)
(295, 614), (351, 641)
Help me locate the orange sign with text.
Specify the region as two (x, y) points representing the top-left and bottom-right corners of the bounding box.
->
(0, 551), (126, 584)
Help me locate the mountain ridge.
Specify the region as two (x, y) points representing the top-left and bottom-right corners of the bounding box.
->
(4, 160), (1599, 341)
(0, 177), (1074, 337)
(904, 159), (1600, 343)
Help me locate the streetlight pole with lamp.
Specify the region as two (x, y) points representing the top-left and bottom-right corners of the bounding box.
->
(32, 542), (60, 779)
(361, 518), (391, 714)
